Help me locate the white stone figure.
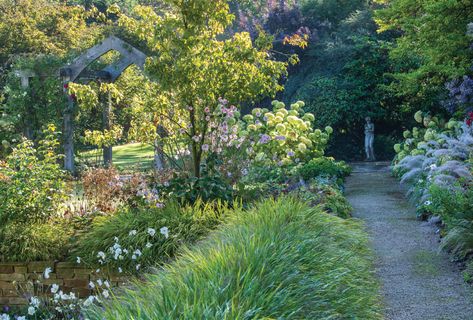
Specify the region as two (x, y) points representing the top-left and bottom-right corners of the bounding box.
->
(364, 117), (376, 161)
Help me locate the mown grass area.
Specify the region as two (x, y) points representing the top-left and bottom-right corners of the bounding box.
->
(86, 197), (381, 320)
(80, 143), (154, 170)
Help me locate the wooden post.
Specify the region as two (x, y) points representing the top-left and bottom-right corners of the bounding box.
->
(15, 70), (35, 140)
(103, 90), (113, 167)
(63, 77), (75, 173)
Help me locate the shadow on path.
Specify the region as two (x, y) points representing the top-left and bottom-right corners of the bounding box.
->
(345, 162), (473, 320)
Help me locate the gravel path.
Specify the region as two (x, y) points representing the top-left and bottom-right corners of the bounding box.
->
(345, 162), (473, 320)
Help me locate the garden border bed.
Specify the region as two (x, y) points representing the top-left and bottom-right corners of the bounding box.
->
(0, 262), (126, 306)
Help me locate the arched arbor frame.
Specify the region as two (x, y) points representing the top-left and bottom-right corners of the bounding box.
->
(17, 36), (147, 173)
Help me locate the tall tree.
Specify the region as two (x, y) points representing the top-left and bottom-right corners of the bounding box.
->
(375, 0), (473, 112)
(118, 0), (289, 177)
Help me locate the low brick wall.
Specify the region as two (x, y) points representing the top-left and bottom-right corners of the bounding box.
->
(0, 261), (126, 306)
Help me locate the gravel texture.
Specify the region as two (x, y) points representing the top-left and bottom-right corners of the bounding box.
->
(345, 162), (473, 320)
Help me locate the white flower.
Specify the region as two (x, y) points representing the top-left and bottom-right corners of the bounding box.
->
(76, 256), (81, 264)
(104, 280), (110, 288)
(129, 230), (137, 236)
(83, 295), (95, 307)
(131, 254), (137, 260)
(145, 242), (153, 249)
(118, 267), (123, 273)
(0, 314), (10, 320)
(89, 281), (95, 289)
(160, 227), (169, 239)
(134, 249), (142, 257)
(43, 267), (52, 279)
(30, 296), (40, 308)
(147, 228), (156, 237)
(424, 200), (432, 206)
(430, 164), (437, 170)
(97, 251), (106, 259)
(136, 264), (141, 271)
(28, 306), (36, 315)
(97, 279), (103, 287)
(17, 317), (25, 320)
(51, 284), (59, 294)
(96, 269), (100, 273)
(102, 290), (110, 299)
(114, 236), (119, 242)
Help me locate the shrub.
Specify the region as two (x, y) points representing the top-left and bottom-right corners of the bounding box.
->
(81, 167), (147, 213)
(0, 220), (73, 262)
(0, 125), (68, 225)
(240, 100), (332, 167)
(297, 157), (352, 182)
(85, 198), (381, 319)
(71, 200), (234, 273)
(290, 183), (352, 218)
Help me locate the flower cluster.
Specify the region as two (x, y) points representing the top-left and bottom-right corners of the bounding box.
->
(0, 225), (171, 319)
(240, 100), (332, 166)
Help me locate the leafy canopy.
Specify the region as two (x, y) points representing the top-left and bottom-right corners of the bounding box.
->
(118, 0), (288, 176)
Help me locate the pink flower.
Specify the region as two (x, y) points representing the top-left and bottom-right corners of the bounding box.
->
(205, 107), (210, 113)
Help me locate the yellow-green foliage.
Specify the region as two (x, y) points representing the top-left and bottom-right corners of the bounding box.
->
(86, 197), (381, 319)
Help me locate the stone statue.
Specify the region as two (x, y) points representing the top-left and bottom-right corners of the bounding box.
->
(364, 117), (375, 161)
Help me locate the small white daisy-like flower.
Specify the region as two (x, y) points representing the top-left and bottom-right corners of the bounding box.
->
(30, 296), (40, 307)
(129, 230), (137, 236)
(51, 284), (59, 294)
(83, 295), (95, 307)
(43, 267), (52, 279)
(28, 306), (36, 315)
(147, 228), (156, 237)
(102, 290), (110, 298)
(160, 227), (169, 239)
(97, 279), (103, 286)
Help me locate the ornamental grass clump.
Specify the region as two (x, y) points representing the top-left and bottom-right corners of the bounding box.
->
(85, 197), (381, 319)
(71, 200), (234, 274)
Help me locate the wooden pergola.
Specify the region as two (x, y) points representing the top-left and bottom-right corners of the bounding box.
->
(17, 36), (147, 173)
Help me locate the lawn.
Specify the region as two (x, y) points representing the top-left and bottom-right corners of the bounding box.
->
(80, 143), (155, 171)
